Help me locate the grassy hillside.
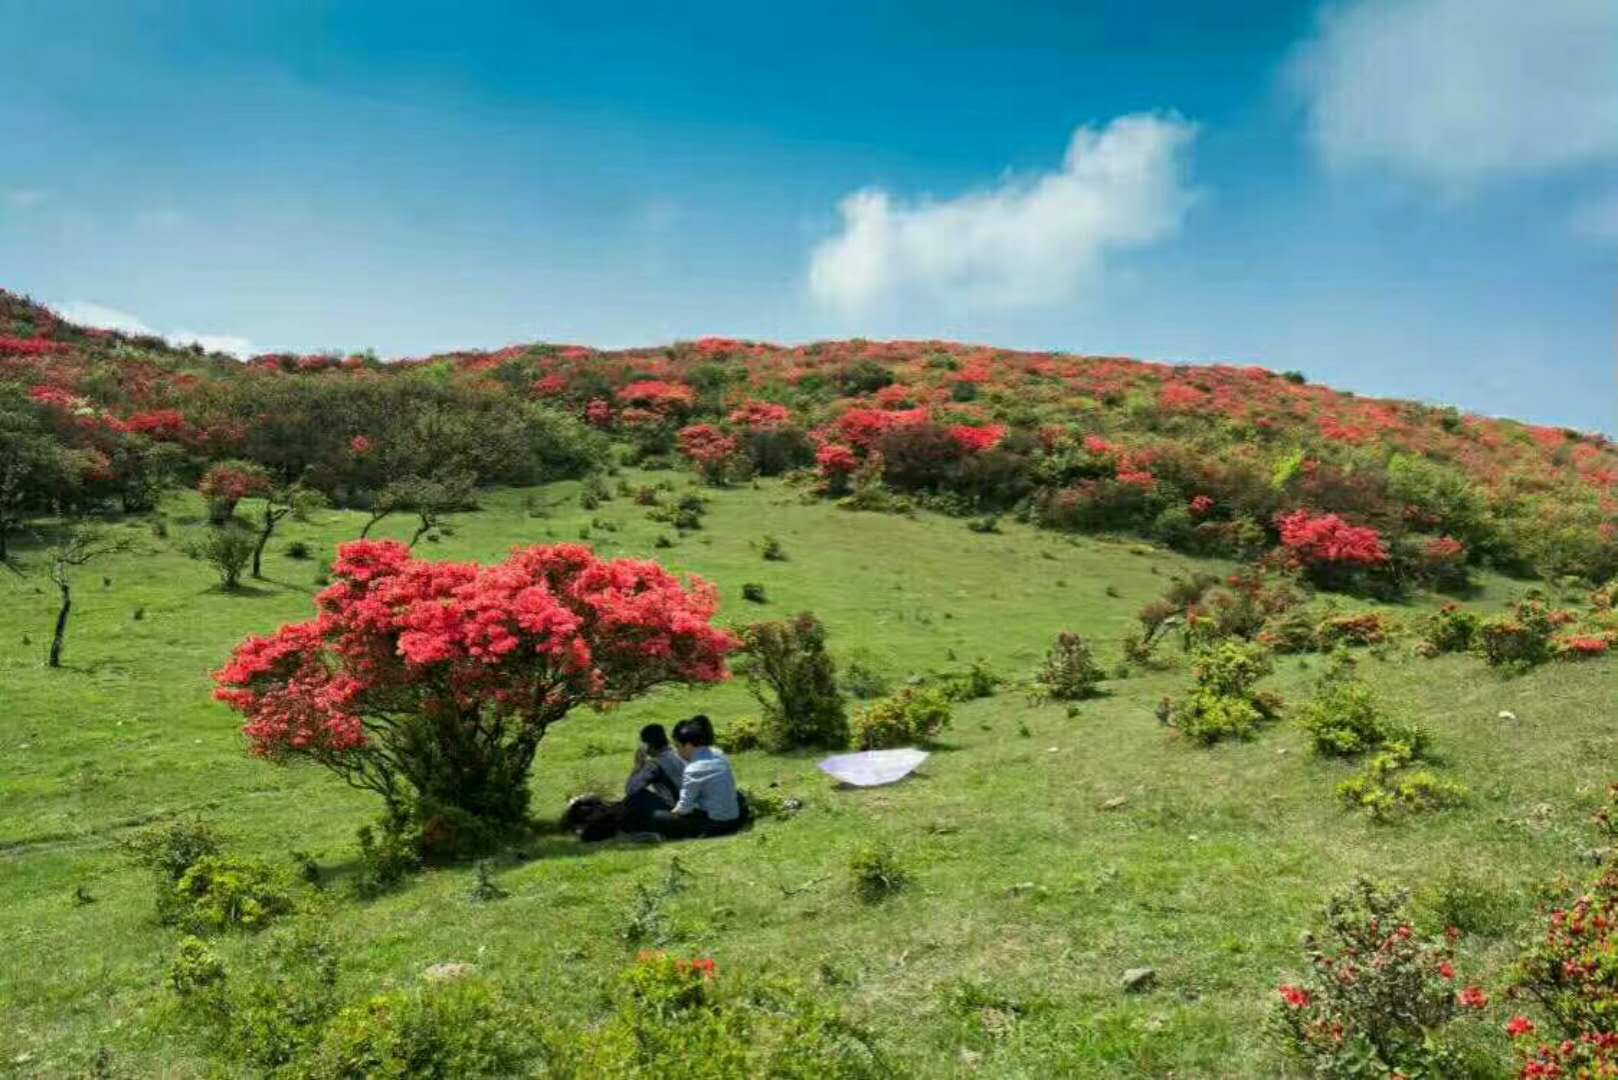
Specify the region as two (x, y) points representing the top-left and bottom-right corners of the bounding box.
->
(4, 473), (1613, 1076)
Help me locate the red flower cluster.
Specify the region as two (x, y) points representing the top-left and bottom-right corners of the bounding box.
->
(1276, 510), (1390, 568)
(584, 398), (613, 428)
(816, 443), (858, 478)
(677, 423), (740, 481)
(198, 463), (271, 506)
(727, 399), (792, 430)
(617, 380), (695, 414)
(947, 424), (1004, 454)
(0, 336), (66, 356)
(214, 540), (737, 766)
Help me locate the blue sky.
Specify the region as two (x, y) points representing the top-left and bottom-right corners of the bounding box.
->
(1, 0), (1613, 429)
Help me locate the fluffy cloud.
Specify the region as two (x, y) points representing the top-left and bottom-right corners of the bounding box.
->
(53, 301), (254, 357)
(807, 112), (1199, 312)
(1290, 0), (1618, 189)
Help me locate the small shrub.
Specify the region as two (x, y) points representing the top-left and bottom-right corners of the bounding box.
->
(283, 540), (313, 560)
(123, 817), (223, 884)
(966, 514), (1001, 534)
(219, 924), (342, 1070)
(1315, 610), (1394, 649)
(1297, 653), (1427, 758)
(1417, 603), (1481, 656)
(1416, 868), (1519, 938)
(186, 523), (257, 589)
(621, 857), (690, 947)
(738, 613), (849, 750)
(716, 715), (769, 753)
(1034, 632), (1104, 701)
(851, 687), (952, 750)
(168, 935), (227, 997)
(742, 582), (768, 604)
(841, 652), (891, 700)
(173, 855), (295, 932)
(289, 850), (322, 887)
(468, 860), (508, 904)
(1271, 877), (1484, 1077)
(1337, 743), (1468, 821)
(1161, 642), (1282, 745)
(351, 817), (423, 900)
(304, 978), (541, 1079)
(848, 842), (909, 903)
(1475, 599), (1556, 670)
(653, 533), (673, 549)
(761, 535), (786, 561)
(943, 659), (1000, 701)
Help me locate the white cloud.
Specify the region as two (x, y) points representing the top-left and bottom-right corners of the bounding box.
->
(1290, 0), (1618, 189)
(54, 301), (154, 335)
(53, 301), (254, 357)
(170, 329), (256, 357)
(807, 112), (1199, 312)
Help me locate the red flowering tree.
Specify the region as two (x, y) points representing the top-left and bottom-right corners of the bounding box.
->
(214, 541), (737, 833)
(816, 443), (858, 496)
(1275, 509), (1390, 590)
(677, 423), (741, 485)
(199, 461), (271, 524)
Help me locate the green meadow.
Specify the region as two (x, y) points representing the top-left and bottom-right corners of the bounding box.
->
(4, 473), (1613, 1076)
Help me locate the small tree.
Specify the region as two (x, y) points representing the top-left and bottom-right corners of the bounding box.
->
(250, 483), (327, 580)
(214, 541), (736, 837)
(198, 461), (271, 525)
(738, 612), (848, 749)
(1034, 632), (1104, 701)
(188, 523), (257, 590)
(359, 473), (473, 547)
(47, 524), (131, 667)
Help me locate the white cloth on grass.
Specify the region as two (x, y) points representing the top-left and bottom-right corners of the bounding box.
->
(818, 748), (929, 787)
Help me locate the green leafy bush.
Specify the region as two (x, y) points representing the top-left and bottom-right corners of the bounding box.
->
(1160, 642), (1282, 745)
(173, 855), (295, 932)
(186, 523), (257, 589)
(1475, 599), (1557, 670)
(1416, 603), (1481, 656)
(1337, 743), (1468, 821)
(716, 715), (769, 753)
(851, 687), (952, 750)
(168, 935), (227, 997)
(304, 978), (542, 1079)
(1297, 653), (1429, 759)
(351, 817), (423, 900)
(737, 612), (848, 750)
(1033, 632), (1104, 701)
(942, 659), (1000, 701)
(840, 652), (890, 700)
(848, 842), (910, 903)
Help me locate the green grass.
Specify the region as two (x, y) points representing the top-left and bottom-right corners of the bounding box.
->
(2, 472), (1611, 1076)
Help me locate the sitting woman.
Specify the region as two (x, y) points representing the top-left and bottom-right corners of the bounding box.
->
(621, 723), (685, 827)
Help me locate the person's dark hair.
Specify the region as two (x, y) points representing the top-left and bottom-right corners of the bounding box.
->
(639, 723), (670, 751)
(673, 717), (714, 748)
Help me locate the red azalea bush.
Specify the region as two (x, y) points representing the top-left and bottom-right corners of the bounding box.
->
(1273, 877), (1487, 1077)
(816, 443), (859, 495)
(213, 541), (736, 839)
(198, 461), (272, 524)
(728, 400), (791, 430)
(676, 423), (741, 484)
(1275, 509), (1391, 591)
(617, 380), (695, 415)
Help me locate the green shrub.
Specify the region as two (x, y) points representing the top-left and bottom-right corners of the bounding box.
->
(742, 582), (768, 604)
(168, 935), (227, 997)
(173, 855), (295, 932)
(186, 522), (257, 589)
(761, 535), (786, 561)
(283, 540), (314, 560)
(1033, 632), (1104, 701)
(304, 979), (542, 1079)
(1417, 603), (1481, 656)
(122, 816), (225, 923)
(351, 817), (423, 900)
(738, 612), (849, 750)
(848, 842), (909, 903)
(716, 715), (769, 753)
(1337, 744), (1468, 821)
(840, 652), (890, 700)
(1160, 641), (1282, 745)
(1475, 599), (1556, 670)
(851, 687), (952, 750)
(1297, 653), (1427, 758)
(942, 659), (1000, 701)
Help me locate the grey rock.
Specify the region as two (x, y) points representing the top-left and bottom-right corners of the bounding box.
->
(1122, 967), (1156, 993)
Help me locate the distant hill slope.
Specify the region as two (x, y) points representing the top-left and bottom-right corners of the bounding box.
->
(3, 288), (1615, 583)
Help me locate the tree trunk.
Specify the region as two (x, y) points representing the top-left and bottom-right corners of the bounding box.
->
(253, 513), (272, 579)
(49, 582), (70, 668)
(360, 510), (388, 539)
(409, 515), (431, 548)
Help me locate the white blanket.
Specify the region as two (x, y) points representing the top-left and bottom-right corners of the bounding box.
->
(818, 748), (929, 787)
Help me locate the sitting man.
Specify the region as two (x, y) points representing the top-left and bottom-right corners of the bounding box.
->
(650, 715), (748, 839)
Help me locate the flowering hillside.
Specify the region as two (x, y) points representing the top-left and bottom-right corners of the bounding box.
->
(4, 288), (1616, 585)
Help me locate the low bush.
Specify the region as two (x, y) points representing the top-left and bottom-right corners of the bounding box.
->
(1296, 653), (1429, 759)
(851, 687), (952, 750)
(848, 843), (909, 903)
(742, 582), (768, 604)
(738, 613), (849, 750)
(1314, 610), (1395, 649)
(941, 659), (1000, 701)
(1416, 602), (1481, 657)
(168, 935), (227, 997)
(186, 523), (257, 589)
(304, 978), (541, 1078)
(1475, 598), (1557, 670)
(173, 855), (295, 932)
(761, 535), (786, 561)
(1159, 641), (1282, 745)
(840, 652), (891, 700)
(1336, 743), (1467, 821)
(283, 540), (314, 560)
(1271, 878), (1487, 1077)
(716, 715), (769, 753)
(1033, 632), (1104, 701)
(351, 817), (423, 900)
